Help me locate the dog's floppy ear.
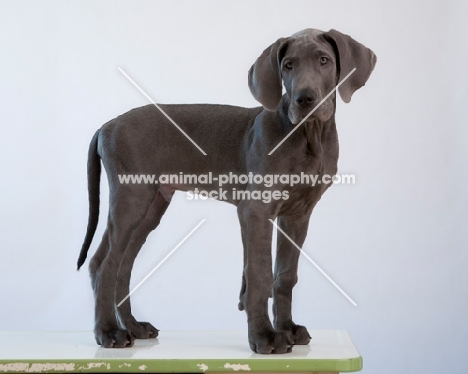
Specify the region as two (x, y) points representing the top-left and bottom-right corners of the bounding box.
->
(248, 38), (289, 111)
(324, 29), (377, 103)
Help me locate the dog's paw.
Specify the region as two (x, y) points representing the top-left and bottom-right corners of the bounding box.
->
(127, 321), (159, 339)
(249, 331), (294, 354)
(94, 328), (134, 348)
(291, 324), (311, 345)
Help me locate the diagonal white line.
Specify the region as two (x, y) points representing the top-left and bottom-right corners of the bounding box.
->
(118, 67), (207, 156)
(117, 219), (206, 307)
(268, 68), (356, 156)
(269, 219), (357, 306)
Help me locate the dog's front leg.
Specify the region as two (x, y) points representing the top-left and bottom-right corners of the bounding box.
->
(237, 200), (294, 354)
(273, 214), (312, 345)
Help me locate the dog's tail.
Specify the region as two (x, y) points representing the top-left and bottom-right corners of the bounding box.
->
(77, 129), (101, 270)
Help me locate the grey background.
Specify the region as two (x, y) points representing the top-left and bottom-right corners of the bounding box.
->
(1, 1), (467, 373)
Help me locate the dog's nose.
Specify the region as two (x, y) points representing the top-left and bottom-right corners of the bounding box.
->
(294, 89), (317, 107)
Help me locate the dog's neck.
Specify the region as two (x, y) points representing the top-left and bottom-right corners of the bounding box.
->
(304, 119), (324, 156)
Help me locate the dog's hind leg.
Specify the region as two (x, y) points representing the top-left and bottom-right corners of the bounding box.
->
(115, 190), (170, 339)
(92, 186), (160, 348)
(238, 229), (247, 311)
(89, 230), (109, 292)
(273, 214), (312, 345)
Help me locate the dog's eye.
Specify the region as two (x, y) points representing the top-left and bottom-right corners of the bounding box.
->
(284, 60), (293, 70)
(320, 57), (329, 65)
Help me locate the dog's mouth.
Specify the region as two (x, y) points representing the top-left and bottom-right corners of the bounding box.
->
(288, 107), (316, 125)
(288, 100), (334, 124)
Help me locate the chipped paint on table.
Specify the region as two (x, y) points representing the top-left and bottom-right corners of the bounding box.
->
(223, 363), (251, 371)
(0, 331), (362, 373)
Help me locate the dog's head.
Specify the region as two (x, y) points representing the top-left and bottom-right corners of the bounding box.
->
(248, 28), (377, 124)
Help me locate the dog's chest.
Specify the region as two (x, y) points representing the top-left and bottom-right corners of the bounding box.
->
(278, 123), (338, 215)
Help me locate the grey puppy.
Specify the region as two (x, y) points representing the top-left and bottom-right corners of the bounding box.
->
(77, 28), (376, 354)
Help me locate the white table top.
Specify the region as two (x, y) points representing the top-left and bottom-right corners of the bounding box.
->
(0, 330), (362, 373)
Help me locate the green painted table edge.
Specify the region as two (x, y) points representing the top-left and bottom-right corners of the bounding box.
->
(0, 357), (363, 373)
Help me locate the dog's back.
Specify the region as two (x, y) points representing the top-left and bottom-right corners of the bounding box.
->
(97, 104), (263, 176)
